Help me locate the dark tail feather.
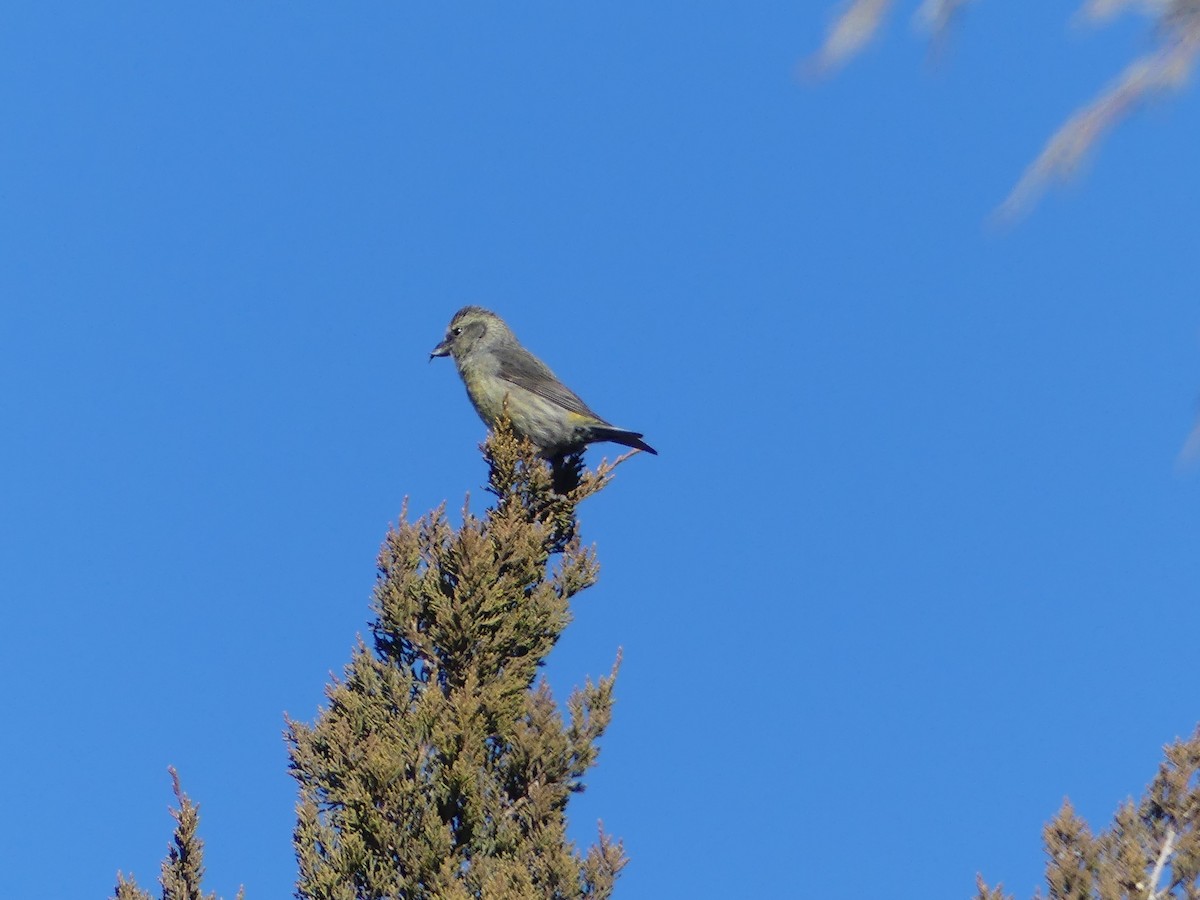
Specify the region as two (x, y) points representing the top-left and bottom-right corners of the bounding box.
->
(593, 426), (658, 455)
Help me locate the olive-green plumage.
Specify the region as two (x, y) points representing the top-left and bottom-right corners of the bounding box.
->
(430, 306), (657, 459)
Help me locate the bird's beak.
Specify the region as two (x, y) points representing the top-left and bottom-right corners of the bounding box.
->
(429, 339), (451, 361)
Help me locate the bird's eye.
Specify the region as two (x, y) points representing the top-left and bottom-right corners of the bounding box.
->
(451, 327), (463, 337)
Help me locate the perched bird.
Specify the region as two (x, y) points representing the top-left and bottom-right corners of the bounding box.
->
(430, 306), (657, 458)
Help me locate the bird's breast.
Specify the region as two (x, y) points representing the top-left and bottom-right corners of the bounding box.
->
(458, 365), (509, 424)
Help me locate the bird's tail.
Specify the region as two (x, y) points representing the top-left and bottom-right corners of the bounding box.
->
(593, 426), (658, 456)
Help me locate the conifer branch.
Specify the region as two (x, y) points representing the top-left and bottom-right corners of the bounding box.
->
(1146, 826), (1177, 900)
(288, 417), (627, 898)
(162, 768), (217, 900)
(813, 1), (1200, 216)
(980, 727), (1200, 899)
(113, 873), (154, 900)
(111, 770), (236, 900)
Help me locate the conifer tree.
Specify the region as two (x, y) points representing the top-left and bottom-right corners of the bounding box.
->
(286, 417), (628, 899)
(112, 768), (242, 900)
(976, 727), (1200, 900)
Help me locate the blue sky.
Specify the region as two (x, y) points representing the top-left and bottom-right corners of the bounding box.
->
(3, 3), (1198, 898)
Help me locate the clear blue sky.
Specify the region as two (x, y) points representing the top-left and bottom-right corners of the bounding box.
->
(3, 4), (1198, 898)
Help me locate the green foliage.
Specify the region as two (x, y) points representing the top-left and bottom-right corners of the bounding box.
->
(111, 768), (242, 900)
(287, 416), (627, 899)
(977, 727), (1200, 900)
(114, 874), (155, 900)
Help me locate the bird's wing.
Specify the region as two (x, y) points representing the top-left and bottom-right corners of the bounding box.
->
(496, 347), (605, 422)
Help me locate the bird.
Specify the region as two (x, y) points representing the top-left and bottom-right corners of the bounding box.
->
(430, 306), (657, 459)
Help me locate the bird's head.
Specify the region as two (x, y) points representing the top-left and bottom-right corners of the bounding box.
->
(430, 306), (506, 362)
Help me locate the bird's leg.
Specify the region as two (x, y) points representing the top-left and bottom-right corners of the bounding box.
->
(549, 451), (585, 496)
